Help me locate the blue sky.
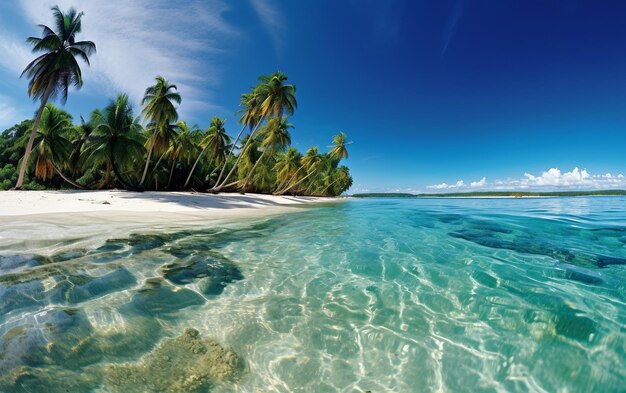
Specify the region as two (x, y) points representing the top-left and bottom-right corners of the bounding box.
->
(1, 0), (626, 192)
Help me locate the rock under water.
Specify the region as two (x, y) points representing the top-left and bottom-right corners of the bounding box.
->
(104, 328), (242, 393)
(160, 253), (244, 296)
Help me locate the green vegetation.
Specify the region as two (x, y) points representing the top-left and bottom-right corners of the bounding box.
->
(1, 6), (352, 196)
(352, 190), (626, 198)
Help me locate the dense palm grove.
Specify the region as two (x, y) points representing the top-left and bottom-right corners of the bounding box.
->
(0, 6), (352, 196)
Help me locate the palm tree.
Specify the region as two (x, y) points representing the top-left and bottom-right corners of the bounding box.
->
(185, 117), (229, 189)
(256, 71), (298, 118)
(273, 147), (302, 193)
(277, 146), (323, 194)
(83, 94), (145, 189)
(308, 154), (333, 195)
(165, 121), (198, 189)
(67, 116), (93, 179)
(212, 71), (297, 192)
(22, 104), (83, 188)
(321, 165), (351, 196)
(241, 117), (292, 191)
(211, 93), (260, 189)
(139, 76), (181, 186)
(329, 132), (351, 161)
(15, 6), (96, 189)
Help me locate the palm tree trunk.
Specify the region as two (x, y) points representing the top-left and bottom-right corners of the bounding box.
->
(100, 160), (111, 189)
(109, 146), (134, 190)
(321, 178), (340, 195)
(201, 158), (221, 187)
(212, 121), (262, 192)
(184, 146), (207, 189)
(14, 79), (54, 189)
(273, 165), (306, 195)
(152, 152), (167, 172)
(222, 180), (241, 189)
(213, 123), (246, 188)
(139, 139), (155, 186)
(275, 166), (307, 195)
(240, 149), (268, 191)
(279, 169), (315, 195)
(275, 178), (289, 194)
(167, 159), (176, 190)
(52, 163), (85, 189)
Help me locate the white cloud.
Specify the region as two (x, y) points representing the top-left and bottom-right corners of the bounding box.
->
(428, 182), (451, 189)
(249, 0), (285, 54)
(13, 0), (240, 120)
(518, 167), (625, 189)
(0, 95), (31, 129)
(0, 99), (18, 124)
(428, 167), (626, 192)
(428, 178), (482, 190)
(470, 177), (487, 187)
(0, 36), (33, 77)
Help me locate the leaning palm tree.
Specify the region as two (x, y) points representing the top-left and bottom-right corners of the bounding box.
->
(329, 132), (351, 161)
(212, 71), (297, 192)
(211, 93), (260, 189)
(15, 6), (96, 189)
(321, 166), (351, 196)
(184, 117), (229, 189)
(165, 121), (198, 189)
(306, 153), (338, 195)
(67, 116), (93, 178)
(256, 71), (298, 118)
(23, 104), (83, 188)
(277, 146), (323, 195)
(139, 76), (181, 186)
(83, 94), (145, 189)
(273, 147), (302, 193)
(230, 133), (261, 189)
(241, 116), (292, 191)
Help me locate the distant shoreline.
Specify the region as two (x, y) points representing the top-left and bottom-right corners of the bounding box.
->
(351, 190), (626, 198)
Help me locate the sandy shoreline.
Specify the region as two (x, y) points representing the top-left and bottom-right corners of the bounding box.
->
(0, 190), (339, 255)
(0, 190), (334, 217)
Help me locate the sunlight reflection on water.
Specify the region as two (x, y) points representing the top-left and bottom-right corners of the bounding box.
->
(1, 197), (625, 392)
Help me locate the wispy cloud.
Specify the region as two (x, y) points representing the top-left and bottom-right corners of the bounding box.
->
(0, 34), (33, 76)
(441, 0), (466, 56)
(13, 0), (239, 121)
(0, 95), (29, 128)
(249, 0), (285, 54)
(428, 167), (626, 191)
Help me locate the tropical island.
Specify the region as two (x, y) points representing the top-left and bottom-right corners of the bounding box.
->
(0, 6), (353, 198)
(1, 3), (626, 393)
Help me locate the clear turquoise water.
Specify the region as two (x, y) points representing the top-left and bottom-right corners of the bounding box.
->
(1, 197), (626, 392)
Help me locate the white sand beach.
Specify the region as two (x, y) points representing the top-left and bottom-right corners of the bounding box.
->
(0, 190), (336, 255)
(0, 190), (332, 217)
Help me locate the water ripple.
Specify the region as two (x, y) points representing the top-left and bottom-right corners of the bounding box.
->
(1, 197), (626, 392)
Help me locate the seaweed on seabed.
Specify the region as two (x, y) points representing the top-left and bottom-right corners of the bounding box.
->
(104, 328), (243, 393)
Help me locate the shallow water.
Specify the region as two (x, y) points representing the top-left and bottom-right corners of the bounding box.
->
(1, 197), (626, 392)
